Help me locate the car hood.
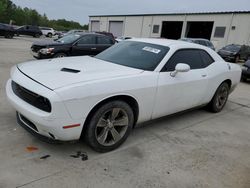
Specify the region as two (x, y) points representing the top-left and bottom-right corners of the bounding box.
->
(32, 40), (64, 47)
(17, 56), (144, 90)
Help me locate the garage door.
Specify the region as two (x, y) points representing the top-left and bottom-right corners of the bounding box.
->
(91, 21), (100, 32)
(109, 21), (123, 37)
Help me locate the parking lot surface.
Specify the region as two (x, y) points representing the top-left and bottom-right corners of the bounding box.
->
(0, 37), (250, 188)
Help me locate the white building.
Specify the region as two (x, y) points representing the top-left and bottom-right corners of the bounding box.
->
(89, 11), (250, 49)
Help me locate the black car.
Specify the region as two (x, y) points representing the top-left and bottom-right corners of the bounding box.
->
(241, 59), (250, 81)
(31, 33), (115, 59)
(217, 44), (250, 63)
(16, 25), (42, 38)
(0, 23), (15, 38)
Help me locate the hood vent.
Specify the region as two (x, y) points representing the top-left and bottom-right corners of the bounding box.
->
(60, 68), (80, 73)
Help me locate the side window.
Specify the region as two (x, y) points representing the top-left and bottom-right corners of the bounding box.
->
(77, 36), (96, 45)
(199, 50), (214, 66)
(164, 49), (206, 72)
(206, 41), (212, 47)
(198, 40), (207, 46)
(97, 36), (112, 44)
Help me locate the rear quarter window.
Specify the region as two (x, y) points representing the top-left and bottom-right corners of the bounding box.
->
(199, 50), (214, 66)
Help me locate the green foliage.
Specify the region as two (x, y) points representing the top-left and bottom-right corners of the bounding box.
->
(0, 0), (88, 31)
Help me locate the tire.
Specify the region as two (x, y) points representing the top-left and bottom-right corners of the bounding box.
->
(4, 33), (13, 39)
(207, 82), (229, 113)
(34, 34), (40, 38)
(85, 100), (134, 152)
(241, 77), (247, 82)
(47, 33), (52, 38)
(53, 53), (67, 58)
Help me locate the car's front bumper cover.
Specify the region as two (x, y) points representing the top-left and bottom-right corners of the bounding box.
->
(6, 76), (85, 141)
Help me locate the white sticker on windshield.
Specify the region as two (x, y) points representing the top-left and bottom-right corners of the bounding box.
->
(142, 46), (161, 54)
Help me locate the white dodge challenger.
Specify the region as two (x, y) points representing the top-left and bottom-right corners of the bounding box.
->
(6, 39), (241, 152)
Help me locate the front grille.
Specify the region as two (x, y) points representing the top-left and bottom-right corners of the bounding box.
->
(12, 81), (51, 112)
(18, 113), (38, 132)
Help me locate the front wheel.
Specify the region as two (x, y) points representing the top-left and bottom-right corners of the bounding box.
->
(34, 34), (40, 38)
(207, 82), (229, 113)
(85, 100), (134, 152)
(47, 33), (52, 38)
(53, 53), (67, 58)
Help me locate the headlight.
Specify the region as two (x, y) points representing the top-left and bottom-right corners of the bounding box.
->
(39, 48), (54, 54)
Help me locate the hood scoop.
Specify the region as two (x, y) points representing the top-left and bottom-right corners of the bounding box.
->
(60, 68), (80, 73)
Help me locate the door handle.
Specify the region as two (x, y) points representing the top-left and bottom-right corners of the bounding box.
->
(202, 74), (207, 77)
(91, 48), (96, 50)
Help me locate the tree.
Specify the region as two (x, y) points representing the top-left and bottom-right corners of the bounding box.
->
(0, 0), (86, 30)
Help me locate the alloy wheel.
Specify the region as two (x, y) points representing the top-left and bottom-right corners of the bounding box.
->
(215, 85), (228, 109)
(95, 108), (129, 146)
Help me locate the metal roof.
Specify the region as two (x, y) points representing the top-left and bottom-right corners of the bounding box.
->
(89, 11), (250, 17)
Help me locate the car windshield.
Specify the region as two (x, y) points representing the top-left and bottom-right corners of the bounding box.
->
(56, 34), (81, 44)
(95, 41), (169, 71)
(223, 45), (241, 52)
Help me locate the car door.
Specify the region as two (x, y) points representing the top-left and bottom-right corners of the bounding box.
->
(71, 35), (97, 56)
(152, 49), (209, 119)
(96, 36), (114, 54)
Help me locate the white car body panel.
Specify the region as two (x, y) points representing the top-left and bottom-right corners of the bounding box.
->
(6, 39), (242, 141)
(17, 56), (144, 90)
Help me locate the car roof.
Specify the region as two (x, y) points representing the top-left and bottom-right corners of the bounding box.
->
(128, 38), (206, 49)
(69, 32), (112, 37)
(181, 38), (210, 42)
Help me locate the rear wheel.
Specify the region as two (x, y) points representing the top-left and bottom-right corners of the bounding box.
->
(207, 82), (229, 113)
(47, 33), (52, 38)
(5, 33), (13, 39)
(241, 76), (247, 82)
(85, 100), (134, 152)
(53, 53), (67, 58)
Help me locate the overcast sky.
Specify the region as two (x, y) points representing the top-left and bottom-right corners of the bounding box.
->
(11, 0), (250, 25)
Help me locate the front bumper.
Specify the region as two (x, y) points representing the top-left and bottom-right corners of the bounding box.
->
(30, 49), (53, 59)
(6, 78), (84, 141)
(219, 54), (236, 62)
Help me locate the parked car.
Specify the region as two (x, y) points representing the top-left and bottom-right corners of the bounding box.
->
(179, 38), (215, 50)
(57, 29), (86, 38)
(95, 31), (115, 42)
(31, 33), (115, 59)
(39, 27), (55, 38)
(116, 36), (133, 42)
(241, 59), (250, 81)
(54, 30), (67, 37)
(6, 39), (241, 152)
(0, 23), (15, 38)
(218, 44), (250, 63)
(15, 25), (42, 38)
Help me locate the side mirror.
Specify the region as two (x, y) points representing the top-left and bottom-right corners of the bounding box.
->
(170, 63), (190, 77)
